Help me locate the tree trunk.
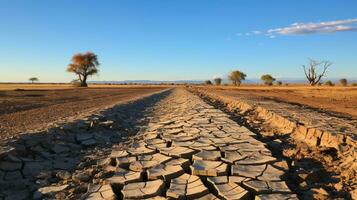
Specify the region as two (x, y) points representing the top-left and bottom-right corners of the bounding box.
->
(310, 81), (317, 86)
(80, 76), (88, 87)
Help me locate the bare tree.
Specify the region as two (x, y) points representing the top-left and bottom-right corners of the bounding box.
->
(303, 58), (332, 86)
(29, 77), (39, 83)
(67, 52), (100, 87)
(214, 78), (222, 86)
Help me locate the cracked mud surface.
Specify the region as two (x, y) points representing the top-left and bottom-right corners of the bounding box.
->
(18, 89), (297, 199)
(87, 88), (296, 200)
(0, 88), (298, 200)
(192, 87), (356, 199)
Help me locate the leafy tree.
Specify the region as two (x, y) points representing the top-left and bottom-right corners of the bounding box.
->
(214, 78), (222, 86)
(29, 77), (39, 83)
(228, 70), (246, 86)
(324, 80), (334, 86)
(339, 78), (348, 86)
(205, 80), (212, 85)
(67, 52), (100, 87)
(260, 74), (276, 86)
(303, 58), (332, 86)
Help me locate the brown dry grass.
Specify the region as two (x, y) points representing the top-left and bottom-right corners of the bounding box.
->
(198, 85), (357, 118)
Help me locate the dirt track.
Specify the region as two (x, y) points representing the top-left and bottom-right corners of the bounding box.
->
(0, 87), (167, 139)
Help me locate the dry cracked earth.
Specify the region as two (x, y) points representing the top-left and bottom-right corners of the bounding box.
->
(0, 88), (352, 200)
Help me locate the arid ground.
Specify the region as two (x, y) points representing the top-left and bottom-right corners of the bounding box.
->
(0, 85), (356, 200)
(0, 84), (167, 139)
(201, 85), (357, 118)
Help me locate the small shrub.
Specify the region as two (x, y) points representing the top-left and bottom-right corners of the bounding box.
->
(205, 80), (212, 85)
(352, 83), (357, 86)
(214, 78), (222, 86)
(339, 78), (348, 86)
(324, 80), (334, 86)
(276, 81), (282, 86)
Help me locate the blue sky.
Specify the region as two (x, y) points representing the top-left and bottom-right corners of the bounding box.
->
(1, 0), (357, 82)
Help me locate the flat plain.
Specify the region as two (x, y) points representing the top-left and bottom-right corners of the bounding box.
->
(200, 85), (357, 118)
(0, 84), (168, 139)
(0, 84), (356, 200)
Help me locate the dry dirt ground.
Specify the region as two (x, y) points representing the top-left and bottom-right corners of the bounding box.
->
(0, 86), (167, 139)
(192, 86), (357, 199)
(205, 85), (357, 118)
(0, 86), (355, 200)
(0, 88), (298, 200)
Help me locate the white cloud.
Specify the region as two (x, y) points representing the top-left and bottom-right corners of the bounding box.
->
(267, 18), (357, 37)
(235, 30), (261, 37)
(212, 75), (222, 79)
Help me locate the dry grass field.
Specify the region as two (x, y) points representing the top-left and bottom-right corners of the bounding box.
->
(200, 85), (357, 118)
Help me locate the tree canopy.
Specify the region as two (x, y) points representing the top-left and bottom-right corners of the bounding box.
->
(205, 80), (212, 85)
(29, 77), (39, 83)
(228, 70), (246, 86)
(67, 52), (99, 87)
(260, 74), (276, 86)
(339, 78), (348, 86)
(214, 78), (222, 85)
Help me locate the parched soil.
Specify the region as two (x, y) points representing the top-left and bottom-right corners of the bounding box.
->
(204, 86), (357, 118)
(191, 86), (357, 199)
(0, 88), (298, 200)
(0, 87), (356, 199)
(0, 87), (167, 139)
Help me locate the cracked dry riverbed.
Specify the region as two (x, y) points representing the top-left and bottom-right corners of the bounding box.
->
(2, 88), (300, 200)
